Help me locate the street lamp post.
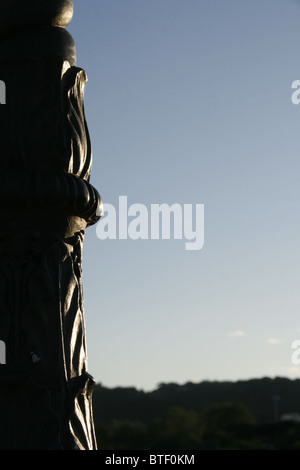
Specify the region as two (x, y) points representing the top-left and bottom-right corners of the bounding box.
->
(0, 0), (101, 450)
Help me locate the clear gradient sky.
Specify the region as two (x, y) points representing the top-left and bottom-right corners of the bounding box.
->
(68, 0), (300, 391)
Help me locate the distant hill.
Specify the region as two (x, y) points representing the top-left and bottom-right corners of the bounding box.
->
(92, 377), (300, 426)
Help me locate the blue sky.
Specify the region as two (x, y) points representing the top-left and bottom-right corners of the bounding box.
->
(68, 0), (300, 391)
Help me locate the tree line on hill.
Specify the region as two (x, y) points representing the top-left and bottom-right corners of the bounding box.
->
(91, 377), (300, 450)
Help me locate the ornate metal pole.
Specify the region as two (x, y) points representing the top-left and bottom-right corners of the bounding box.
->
(0, 0), (101, 450)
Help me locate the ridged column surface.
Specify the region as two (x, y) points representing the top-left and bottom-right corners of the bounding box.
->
(0, 0), (101, 450)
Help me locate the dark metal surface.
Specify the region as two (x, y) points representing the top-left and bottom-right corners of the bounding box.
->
(0, 0), (101, 450)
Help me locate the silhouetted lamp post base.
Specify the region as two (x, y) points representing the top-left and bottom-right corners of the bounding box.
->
(0, 0), (101, 450)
